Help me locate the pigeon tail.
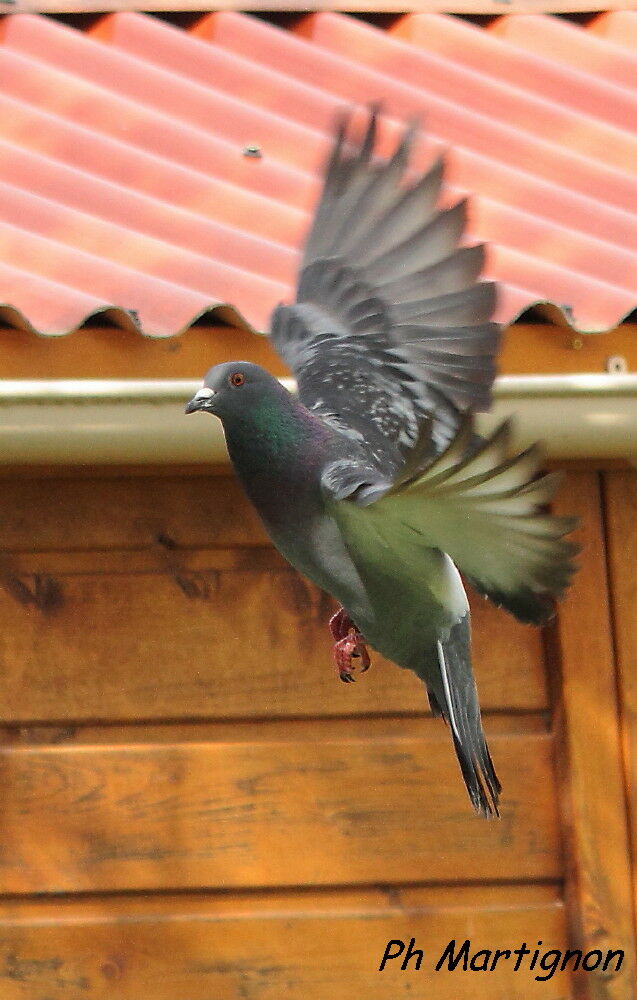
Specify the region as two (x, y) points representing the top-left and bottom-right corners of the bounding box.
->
(434, 619), (501, 818)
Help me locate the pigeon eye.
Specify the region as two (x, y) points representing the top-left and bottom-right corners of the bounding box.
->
(229, 372), (245, 387)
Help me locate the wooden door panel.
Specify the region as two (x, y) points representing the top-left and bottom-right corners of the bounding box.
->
(0, 886), (570, 1000)
(0, 723), (557, 894)
(0, 564), (546, 723)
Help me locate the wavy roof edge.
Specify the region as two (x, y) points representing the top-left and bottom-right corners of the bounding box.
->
(0, 301), (255, 340)
(1, 297), (636, 340)
(0, 10), (634, 340)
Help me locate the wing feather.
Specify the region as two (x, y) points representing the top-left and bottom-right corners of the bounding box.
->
(346, 154), (444, 261)
(375, 417), (579, 623)
(392, 282), (497, 326)
(379, 243), (485, 301)
(269, 109), (500, 497)
(362, 200), (469, 277)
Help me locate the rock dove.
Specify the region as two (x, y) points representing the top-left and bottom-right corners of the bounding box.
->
(186, 109), (577, 818)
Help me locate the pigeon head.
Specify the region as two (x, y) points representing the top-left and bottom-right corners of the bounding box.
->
(185, 361), (286, 421)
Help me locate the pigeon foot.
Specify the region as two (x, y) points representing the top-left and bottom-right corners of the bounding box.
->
(329, 607), (371, 682)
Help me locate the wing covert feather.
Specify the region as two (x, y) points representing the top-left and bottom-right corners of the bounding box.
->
(376, 416), (579, 623)
(269, 109), (500, 495)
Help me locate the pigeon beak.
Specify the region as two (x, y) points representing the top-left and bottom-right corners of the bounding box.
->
(185, 386), (216, 414)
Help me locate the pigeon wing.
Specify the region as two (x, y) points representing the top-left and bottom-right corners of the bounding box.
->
(269, 109), (500, 500)
(377, 416), (580, 623)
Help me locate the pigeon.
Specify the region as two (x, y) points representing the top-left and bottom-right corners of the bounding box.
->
(186, 109), (577, 818)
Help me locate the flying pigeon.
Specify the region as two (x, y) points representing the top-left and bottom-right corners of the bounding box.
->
(186, 109), (577, 818)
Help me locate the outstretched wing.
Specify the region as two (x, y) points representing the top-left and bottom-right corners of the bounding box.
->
(269, 108), (500, 496)
(376, 416), (579, 624)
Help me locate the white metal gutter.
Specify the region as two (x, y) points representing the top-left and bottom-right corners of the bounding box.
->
(0, 375), (634, 466)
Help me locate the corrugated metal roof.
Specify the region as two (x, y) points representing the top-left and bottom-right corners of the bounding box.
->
(0, 10), (634, 338)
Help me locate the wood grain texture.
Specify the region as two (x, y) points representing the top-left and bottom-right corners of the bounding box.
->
(0, 725), (559, 894)
(0, 474), (269, 551)
(602, 470), (637, 934)
(0, 569), (546, 720)
(0, 886), (570, 1000)
(0, 322), (286, 380)
(0, 321), (634, 380)
(500, 324), (637, 377)
(551, 471), (636, 1000)
(0, 439), (630, 1000)
(0, 475), (547, 722)
(6, 713), (549, 748)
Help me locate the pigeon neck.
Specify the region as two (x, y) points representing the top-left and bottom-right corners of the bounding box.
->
(222, 393), (329, 515)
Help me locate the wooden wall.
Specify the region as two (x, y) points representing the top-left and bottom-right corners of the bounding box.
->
(0, 320), (635, 379)
(0, 465), (633, 998)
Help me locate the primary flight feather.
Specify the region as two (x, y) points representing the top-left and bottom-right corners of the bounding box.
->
(186, 109), (577, 818)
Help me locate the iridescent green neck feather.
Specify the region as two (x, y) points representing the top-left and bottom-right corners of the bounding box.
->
(221, 392), (331, 529)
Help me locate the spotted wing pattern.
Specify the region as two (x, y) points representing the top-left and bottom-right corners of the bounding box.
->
(270, 109), (500, 500)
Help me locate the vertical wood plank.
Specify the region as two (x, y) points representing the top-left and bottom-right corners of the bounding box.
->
(602, 470), (637, 934)
(551, 471), (636, 1000)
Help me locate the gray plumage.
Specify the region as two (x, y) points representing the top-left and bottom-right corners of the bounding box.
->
(186, 110), (577, 818)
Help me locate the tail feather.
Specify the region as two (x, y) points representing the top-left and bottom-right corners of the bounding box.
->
(435, 619), (501, 818)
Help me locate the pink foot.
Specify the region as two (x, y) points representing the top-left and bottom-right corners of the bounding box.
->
(329, 607), (371, 683)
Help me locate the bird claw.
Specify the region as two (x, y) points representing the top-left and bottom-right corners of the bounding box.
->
(329, 607), (351, 642)
(330, 607), (371, 682)
(335, 636), (359, 682)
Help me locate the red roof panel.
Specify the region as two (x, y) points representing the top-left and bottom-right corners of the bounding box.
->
(391, 13), (636, 135)
(489, 13), (637, 91)
(0, 94), (306, 246)
(0, 10), (633, 337)
(201, 12), (637, 247)
(298, 13), (637, 198)
(590, 10), (637, 48)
